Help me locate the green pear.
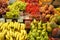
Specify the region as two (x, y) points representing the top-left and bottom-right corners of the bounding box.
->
(42, 23), (47, 30)
(31, 25), (35, 29)
(31, 32), (36, 37)
(32, 29), (37, 32)
(37, 30), (41, 33)
(31, 22), (34, 26)
(30, 38), (35, 40)
(41, 31), (46, 36)
(38, 21), (42, 30)
(29, 35), (35, 40)
(33, 19), (37, 24)
(47, 22), (52, 32)
(36, 37), (41, 40)
(40, 36), (44, 40)
(44, 32), (49, 40)
(35, 32), (39, 37)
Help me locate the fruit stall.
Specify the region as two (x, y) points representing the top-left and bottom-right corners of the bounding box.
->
(0, 0), (60, 40)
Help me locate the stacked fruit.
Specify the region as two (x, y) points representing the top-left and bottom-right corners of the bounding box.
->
(39, 4), (56, 22)
(39, 0), (52, 4)
(26, 3), (40, 17)
(55, 8), (60, 15)
(0, 22), (27, 40)
(6, 1), (27, 18)
(28, 19), (51, 40)
(0, 0), (8, 15)
(49, 14), (60, 37)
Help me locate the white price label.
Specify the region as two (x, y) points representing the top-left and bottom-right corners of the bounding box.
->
(0, 18), (5, 22)
(18, 16), (24, 22)
(25, 16), (29, 19)
(6, 19), (12, 22)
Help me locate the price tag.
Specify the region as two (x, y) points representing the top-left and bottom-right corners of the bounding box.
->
(0, 18), (5, 22)
(6, 19), (12, 22)
(18, 16), (24, 22)
(9, 0), (16, 4)
(25, 15), (29, 19)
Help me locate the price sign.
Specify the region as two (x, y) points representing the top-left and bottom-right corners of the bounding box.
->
(18, 16), (24, 22)
(0, 18), (5, 22)
(6, 19), (12, 22)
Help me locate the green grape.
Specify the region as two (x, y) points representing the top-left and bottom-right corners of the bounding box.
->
(6, 1), (26, 18)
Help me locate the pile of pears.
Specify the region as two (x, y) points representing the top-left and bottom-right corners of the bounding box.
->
(28, 19), (52, 40)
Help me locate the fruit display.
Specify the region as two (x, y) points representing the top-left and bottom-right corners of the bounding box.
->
(50, 14), (60, 27)
(26, 3), (40, 17)
(27, 19), (52, 40)
(55, 8), (60, 15)
(0, 0), (9, 15)
(6, 1), (27, 18)
(0, 0), (60, 40)
(39, 4), (56, 22)
(27, 18), (60, 40)
(0, 22), (27, 40)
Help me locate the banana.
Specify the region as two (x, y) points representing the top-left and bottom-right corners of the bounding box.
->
(20, 23), (25, 30)
(0, 22), (27, 40)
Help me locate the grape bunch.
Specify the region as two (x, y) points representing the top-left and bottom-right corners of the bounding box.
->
(6, 1), (27, 18)
(0, 0), (8, 15)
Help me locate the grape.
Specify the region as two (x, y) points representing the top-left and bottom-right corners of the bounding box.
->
(6, 1), (27, 18)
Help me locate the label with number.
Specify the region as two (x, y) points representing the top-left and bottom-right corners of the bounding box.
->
(6, 19), (12, 22)
(0, 18), (5, 22)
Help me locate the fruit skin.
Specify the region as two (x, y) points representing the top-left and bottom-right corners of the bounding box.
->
(39, 4), (56, 22)
(52, 28), (60, 37)
(0, 0), (8, 15)
(47, 22), (52, 33)
(6, 1), (27, 18)
(0, 22), (27, 40)
(26, 3), (39, 17)
(49, 14), (60, 28)
(51, 38), (55, 40)
(28, 19), (49, 40)
(38, 21), (42, 30)
(52, 28), (58, 36)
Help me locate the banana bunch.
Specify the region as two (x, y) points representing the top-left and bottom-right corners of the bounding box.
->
(0, 22), (27, 40)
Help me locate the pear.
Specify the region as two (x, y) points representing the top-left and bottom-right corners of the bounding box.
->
(38, 21), (42, 30)
(33, 19), (37, 24)
(35, 32), (39, 37)
(42, 23), (47, 30)
(47, 22), (52, 32)
(31, 25), (35, 29)
(30, 37), (35, 40)
(40, 36), (44, 40)
(36, 37), (41, 40)
(32, 29), (37, 32)
(37, 30), (41, 33)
